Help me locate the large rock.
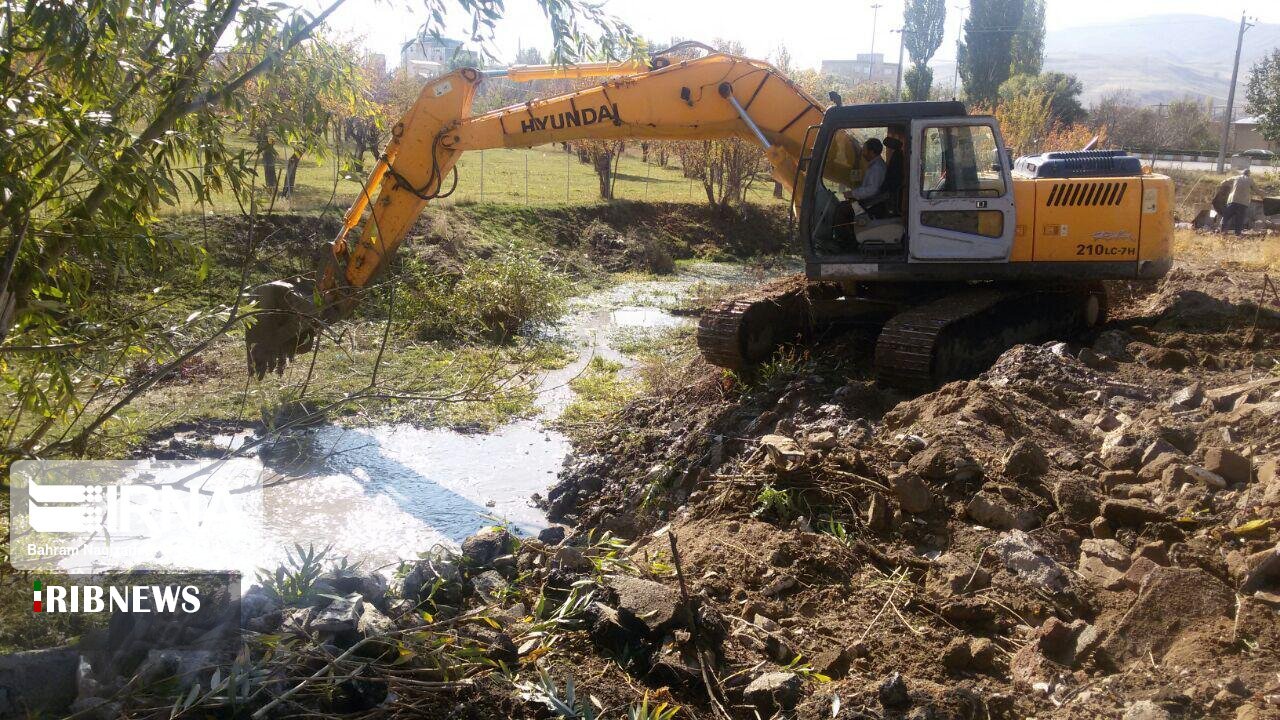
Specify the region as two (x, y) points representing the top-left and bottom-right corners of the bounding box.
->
(908, 440), (982, 482)
(1003, 438), (1050, 479)
(890, 472), (933, 513)
(0, 648), (78, 717)
(1054, 476), (1101, 523)
(967, 487), (1040, 530)
(1137, 452), (1184, 483)
(312, 593), (364, 636)
(399, 552), (462, 604)
(992, 530), (1069, 593)
(1102, 499), (1167, 527)
(315, 569), (388, 610)
(744, 672), (803, 715)
(1205, 376), (1280, 410)
(1203, 448), (1251, 485)
(1136, 346), (1190, 370)
(240, 584), (282, 623)
(537, 524), (568, 545)
(1185, 465), (1227, 490)
(134, 648), (217, 691)
(461, 527), (514, 568)
(1240, 543), (1280, 593)
(760, 434), (805, 471)
(586, 602), (642, 652)
(1140, 438), (1180, 468)
(1168, 383), (1204, 411)
(1080, 538), (1131, 571)
(1098, 567), (1235, 667)
(603, 575), (684, 638)
(877, 672), (911, 708)
(470, 570), (509, 603)
(1260, 458), (1280, 505)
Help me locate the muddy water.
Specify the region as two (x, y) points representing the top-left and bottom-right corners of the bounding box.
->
(161, 262), (781, 581)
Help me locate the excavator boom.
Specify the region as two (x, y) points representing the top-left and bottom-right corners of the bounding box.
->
(246, 49), (838, 376)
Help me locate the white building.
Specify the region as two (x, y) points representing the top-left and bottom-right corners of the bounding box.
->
(400, 36), (477, 78)
(821, 53), (899, 85)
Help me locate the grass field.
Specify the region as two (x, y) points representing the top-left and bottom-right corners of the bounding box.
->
(161, 142), (787, 217)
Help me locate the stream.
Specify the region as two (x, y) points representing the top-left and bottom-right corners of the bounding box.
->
(81, 262), (782, 582)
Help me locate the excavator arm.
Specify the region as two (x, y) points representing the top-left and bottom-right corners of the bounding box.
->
(247, 48), (849, 377)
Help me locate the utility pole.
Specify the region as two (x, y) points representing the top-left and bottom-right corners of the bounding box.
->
(952, 3), (968, 98)
(1217, 12), (1255, 172)
(869, 3), (883, 82)
(893, 28), (909, 101)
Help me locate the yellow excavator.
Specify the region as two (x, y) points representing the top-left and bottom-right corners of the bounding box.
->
(246, 43), (1173, 388)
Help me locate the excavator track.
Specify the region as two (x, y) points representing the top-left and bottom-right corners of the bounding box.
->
(696, 279), (825, 370)
(873, 283), (1107, 390)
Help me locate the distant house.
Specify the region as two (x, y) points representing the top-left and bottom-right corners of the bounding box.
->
(1231, 116), (1275, 153)
(821, 53), (899, 85)
(400, 36), (479, 78)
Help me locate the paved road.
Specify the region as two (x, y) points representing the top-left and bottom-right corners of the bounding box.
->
(1138, 158), (1278, 174)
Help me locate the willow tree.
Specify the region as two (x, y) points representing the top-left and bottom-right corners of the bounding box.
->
(0, 0), (635, 456)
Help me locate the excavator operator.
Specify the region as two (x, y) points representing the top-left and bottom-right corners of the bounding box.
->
(843, 138), (886, 204)
(867, 136), (904, 218)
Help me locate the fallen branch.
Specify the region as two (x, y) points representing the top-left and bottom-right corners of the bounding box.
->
(667, 530), (733, 720)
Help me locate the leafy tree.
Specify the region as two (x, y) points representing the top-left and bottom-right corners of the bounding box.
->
(958, 0), (1024, 106)
(515, 46), (547, 65)
(986, 91), (1054, 156)
(772, 44), (795, 77)
(1089, 92), (1214, 152)
(0, 0), (636, 456)
(999, 72), (1085, 124)
(902, 0), (946, 101)
(238, 34), (366, 199)
(1246, 49), (1280, 144)
(1162, 100), (1216, 152)
(1011, 0), (1045, 76)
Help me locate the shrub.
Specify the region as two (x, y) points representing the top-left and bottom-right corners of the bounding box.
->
(397, 250), (571, 341)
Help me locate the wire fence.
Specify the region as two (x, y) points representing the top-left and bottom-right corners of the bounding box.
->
(441, 145), (785, 206)
(194, 144), (789, 217)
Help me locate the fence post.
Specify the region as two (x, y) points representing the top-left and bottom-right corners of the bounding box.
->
(565, 150), (570, 203)
(524, 150), (529, 205)
(644, 160), (650, 201)
(480, 150), (485, 201)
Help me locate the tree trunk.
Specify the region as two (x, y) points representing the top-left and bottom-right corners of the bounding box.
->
(592, 151), (614, 199)
(282, 152), (302, 198)
(262, 142), (278, 189)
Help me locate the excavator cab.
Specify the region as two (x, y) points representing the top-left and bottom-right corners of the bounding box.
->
(799, 101), (1016, 276)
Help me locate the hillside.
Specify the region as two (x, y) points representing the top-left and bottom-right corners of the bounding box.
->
(1044, 14), (1280, 105)
(926, 14), (1280, 106)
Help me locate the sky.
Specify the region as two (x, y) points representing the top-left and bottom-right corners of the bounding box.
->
(321, 0), (1280, 71)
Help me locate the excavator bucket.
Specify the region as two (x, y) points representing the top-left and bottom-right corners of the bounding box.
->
(245, 280), (320, 379)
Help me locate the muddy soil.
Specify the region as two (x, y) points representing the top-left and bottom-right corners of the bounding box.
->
(529, 255), (1280, 719)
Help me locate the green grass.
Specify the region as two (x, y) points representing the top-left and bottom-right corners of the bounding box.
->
(159, 142), (787, 217)
(554, 357), (636, 432)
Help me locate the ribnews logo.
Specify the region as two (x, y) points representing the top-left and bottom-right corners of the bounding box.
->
(32, 579), (202, 614)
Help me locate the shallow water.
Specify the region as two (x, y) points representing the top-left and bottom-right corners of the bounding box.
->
(99, 262), (788, 581)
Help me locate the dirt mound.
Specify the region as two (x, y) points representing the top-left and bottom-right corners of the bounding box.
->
(539, 260), (1280, 718)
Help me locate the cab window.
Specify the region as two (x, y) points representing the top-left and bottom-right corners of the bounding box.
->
(818, 127), (889, 196)
(920, 125), (1004, 198)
